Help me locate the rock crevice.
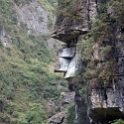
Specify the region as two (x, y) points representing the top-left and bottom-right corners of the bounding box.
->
(53, 0), (124, 124)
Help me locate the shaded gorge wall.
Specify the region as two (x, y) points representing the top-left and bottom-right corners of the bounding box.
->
(53, 0), (124, 124)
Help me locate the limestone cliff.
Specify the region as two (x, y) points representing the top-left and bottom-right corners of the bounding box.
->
(14, 0), (49, 34)
(53, 0), (124, 124)
(0, 0), (49, 46)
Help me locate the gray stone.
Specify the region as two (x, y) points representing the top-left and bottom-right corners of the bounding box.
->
(0, 26), (12, 47)
(53, 0), (124, 124)
(48, 112), (66, 124)
(61, 92), (75, 105)
(14, 0), (49, 34)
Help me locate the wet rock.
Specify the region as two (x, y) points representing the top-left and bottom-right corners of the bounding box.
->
(75, 91), (89, 124)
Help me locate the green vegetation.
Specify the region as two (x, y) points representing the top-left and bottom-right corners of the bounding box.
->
(66, 104), (75, 124)
(57, 0), (83, 24)
(1, 0), (124, 123)
(38, 0), (57, 29)
(79, 0), (124, 88)
(77, 0), (124, 123)
(110, 119), (124, 124)
(0, 0), (62, 123)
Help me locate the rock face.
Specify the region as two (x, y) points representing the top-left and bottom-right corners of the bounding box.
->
(0, 26), (12, 46)
(87, 25), (124, 123)
(53, 0), (89, 42)
(0, 0), (52, 47)
(53, 0), (106, 42)
(87, 79), (124, 123)
(1, 0), (58, 48)
(74, 91), (89, 124)
(14, 0), (49, 34)
(48, 112), (66, 124)
(48, 90), (75, 124)
(53, 0), (124, 124)
(53, 0), (100, 123)
(53, 0), (102, 123)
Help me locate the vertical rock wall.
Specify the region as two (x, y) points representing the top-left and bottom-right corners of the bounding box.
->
(0, 26), (12, 47)
(53, 0), (124, 124)
(14, 0), (49, 34)
(87, 21), (124, 123)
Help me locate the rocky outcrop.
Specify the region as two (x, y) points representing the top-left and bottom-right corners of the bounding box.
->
(48, 112), (66, 124)
(14, 0), (49, 34)
(0, 26), (12, 47)
(53, 0), (100, 123)
(87, 24), (124, 123)
(0, 0), (53, 47)
(53, 0), (89, 42)
(48, 89), (75, 124)
(53, 0), (106, 42)
(87, 79), (124, 123)
(61, 92), (75, 105)
(53, 0), (124, 124)
(74, 91), (89, 124)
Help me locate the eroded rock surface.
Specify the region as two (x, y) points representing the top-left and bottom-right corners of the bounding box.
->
(0, 26), (12, 46)
(48, 112), (66, 124)
(48, 82), (75, 124)
(14, 0), (49, 34)
(53, 0), (124, 124)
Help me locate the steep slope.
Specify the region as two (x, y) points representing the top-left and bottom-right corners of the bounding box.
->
(0, 0), (64, 124)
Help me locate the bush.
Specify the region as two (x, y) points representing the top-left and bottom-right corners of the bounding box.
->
(66, 105), (75, 124)
(110, 119), (124, 124)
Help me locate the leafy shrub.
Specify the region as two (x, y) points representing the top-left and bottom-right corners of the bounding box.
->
(66, 105), (75, 124)
(110, 119), (124, 124)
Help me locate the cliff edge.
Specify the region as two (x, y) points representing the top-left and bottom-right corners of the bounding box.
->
(53, 0), (124, 123)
